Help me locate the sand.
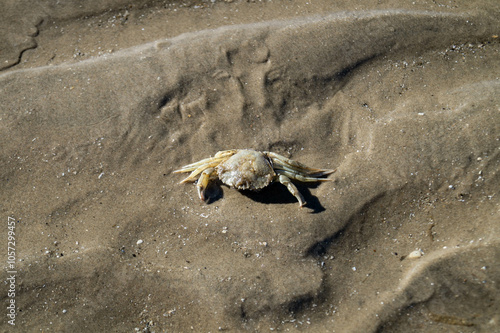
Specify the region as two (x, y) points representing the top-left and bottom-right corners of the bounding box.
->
(1, 0), (499, 332)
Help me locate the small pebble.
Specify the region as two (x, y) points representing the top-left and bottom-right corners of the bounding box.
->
(136, 239), (143, 245)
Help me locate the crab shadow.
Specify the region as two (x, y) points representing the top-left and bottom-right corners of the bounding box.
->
(207, 181), (327, 213)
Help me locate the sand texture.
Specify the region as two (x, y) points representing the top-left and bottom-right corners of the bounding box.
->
(1, 1), (500, 332)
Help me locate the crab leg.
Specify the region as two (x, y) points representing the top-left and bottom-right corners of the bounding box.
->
(174, 150), (236, 173)
(214, 149), (239, 158)
(277, 174), (306, 207)
(173, 157), (223, 173)
(266, 152), (335, 176)
(276, 169), (334, 183)
(173, 150), (238, 183)
(175, 160), (224, 184)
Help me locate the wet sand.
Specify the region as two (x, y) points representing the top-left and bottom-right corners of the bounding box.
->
(1, 0), (499, 332)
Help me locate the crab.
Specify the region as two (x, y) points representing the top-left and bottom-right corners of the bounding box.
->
(174, 149), (335, 207)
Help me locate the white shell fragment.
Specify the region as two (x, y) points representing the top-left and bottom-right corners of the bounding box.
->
(408, 249), (423, 259)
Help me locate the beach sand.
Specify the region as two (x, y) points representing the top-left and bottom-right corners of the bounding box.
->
(1, 0), (499, 331)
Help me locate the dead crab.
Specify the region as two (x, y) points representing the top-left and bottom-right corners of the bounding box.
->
(174, 149), (335, 207)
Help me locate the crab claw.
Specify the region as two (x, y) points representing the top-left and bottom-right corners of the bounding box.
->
(196, 167), (215, 201)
